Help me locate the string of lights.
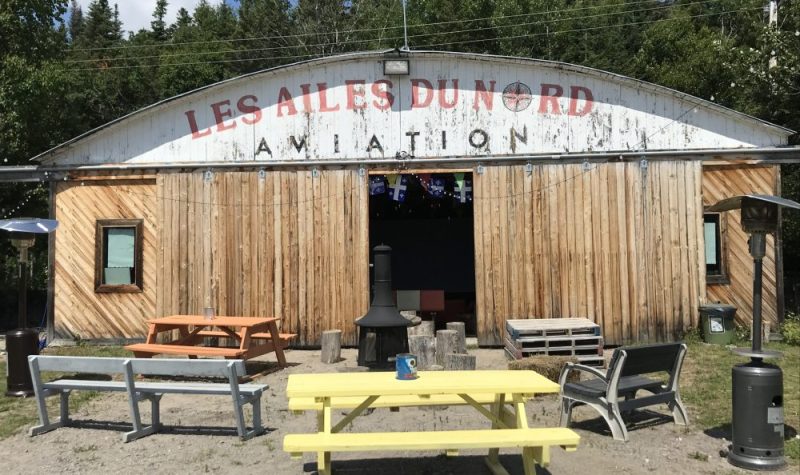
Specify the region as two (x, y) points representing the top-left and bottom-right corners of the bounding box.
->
(1, 183), (46, 220)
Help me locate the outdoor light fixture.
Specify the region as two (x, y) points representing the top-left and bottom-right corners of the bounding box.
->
(0, 218), (58, 397)
(383, 59), (410, 75)
(706, 194), (800, 471)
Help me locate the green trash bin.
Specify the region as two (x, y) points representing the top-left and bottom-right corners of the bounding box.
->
(699, 304), (737, 344)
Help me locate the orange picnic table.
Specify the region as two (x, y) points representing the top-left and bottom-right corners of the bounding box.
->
(124, 315), (295, 366)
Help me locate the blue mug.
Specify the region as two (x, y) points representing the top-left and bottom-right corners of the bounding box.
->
(396, 353), (418, 380)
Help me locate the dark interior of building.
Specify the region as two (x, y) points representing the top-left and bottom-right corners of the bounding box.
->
(369, 173), (476, 335)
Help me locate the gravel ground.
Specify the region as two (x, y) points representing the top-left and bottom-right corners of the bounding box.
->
(0, 348), (753, 475)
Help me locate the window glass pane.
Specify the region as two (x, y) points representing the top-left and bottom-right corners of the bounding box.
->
(106, 227), (135, 268)
(704, 222), (718, 265)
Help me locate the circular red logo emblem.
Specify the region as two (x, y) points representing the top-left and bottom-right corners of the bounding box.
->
(502, 82), (532, 112)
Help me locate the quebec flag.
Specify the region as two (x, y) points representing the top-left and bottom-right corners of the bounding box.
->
(453, 174), (472, 203)
(388, 175), (408, 202)
(428, 176), (445, 198)
(369, 176), (386, 195)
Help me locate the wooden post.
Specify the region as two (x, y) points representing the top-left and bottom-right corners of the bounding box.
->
(444, 353), (476, 370)
(409, 320), (435, 337)
(446, 322), (467, 354)
(320, 330), (342, 364)
(408, 335), (436, 369)
(435, 329), (458, 366)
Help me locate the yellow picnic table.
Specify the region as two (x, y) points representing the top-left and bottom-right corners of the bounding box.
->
(283, 370), (580, 475)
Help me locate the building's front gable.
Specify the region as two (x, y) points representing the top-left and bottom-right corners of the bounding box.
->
(35, 52), (790, 166)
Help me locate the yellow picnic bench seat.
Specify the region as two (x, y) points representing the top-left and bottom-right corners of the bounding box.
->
(284, 427), (580, 465)
(288, 393), (526, 413)
(125, 343), (246, 359)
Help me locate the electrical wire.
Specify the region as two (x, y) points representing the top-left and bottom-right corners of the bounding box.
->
(64, 0), (724, 64)
(68, 0), (671, 53)
(62, 6), (761, 72)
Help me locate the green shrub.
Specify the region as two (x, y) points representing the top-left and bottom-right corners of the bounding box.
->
(782, 312), (800, 346)
(681, 326), (702, 345)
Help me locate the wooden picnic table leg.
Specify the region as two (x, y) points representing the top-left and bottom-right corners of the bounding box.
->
(266, 321), (288, 367)
(317, 397), (332, 475)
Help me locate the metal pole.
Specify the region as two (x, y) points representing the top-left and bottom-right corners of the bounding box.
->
(402, 0), (409, 51)
(18, 252), (28, 329)
(752, 256), (763, 353)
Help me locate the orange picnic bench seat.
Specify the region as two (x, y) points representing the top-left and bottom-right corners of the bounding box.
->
(125, 343), (246, 358)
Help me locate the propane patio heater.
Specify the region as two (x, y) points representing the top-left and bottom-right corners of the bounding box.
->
(0, 218), (58, 397)
(706, 195), (799, 471)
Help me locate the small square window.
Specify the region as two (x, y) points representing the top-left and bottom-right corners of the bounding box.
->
(95, 219), (143, 293)
(704, 213), (728, 284)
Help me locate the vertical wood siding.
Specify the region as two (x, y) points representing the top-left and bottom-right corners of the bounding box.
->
(53, 180), (157, 339)
(703, 165), (778, 327)
(473, 161), (705, 346)
(157, 169), (369, 347)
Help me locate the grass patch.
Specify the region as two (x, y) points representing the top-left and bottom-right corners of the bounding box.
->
(681, 338), (800, 465)
(0, 344), (131, 439)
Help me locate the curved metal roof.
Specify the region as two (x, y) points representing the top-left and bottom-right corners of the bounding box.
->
(31, 49), (794, 163)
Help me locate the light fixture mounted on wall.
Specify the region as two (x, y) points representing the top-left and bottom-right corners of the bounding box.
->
(384, 59), (409, 76)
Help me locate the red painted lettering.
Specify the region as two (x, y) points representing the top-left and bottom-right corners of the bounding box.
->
(346, 80), (366, 109)
(299, 84), (313, 112)
(317, 83), (340, 112)
(473, 80), (495, 111)
(211, 100), (236, 132)
(372, 80), (394, 110)
(568, 86), (594, 116)
(438, 79), (459, 109)
(538, 84), (563, 114)
(185, 110), (211, 139)
(411, 79), (433, 108)
(277, 87), (297, 116)
(237, 95), (261, 125)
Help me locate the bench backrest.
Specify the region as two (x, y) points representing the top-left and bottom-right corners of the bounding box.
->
(610, 342), (685, 377)
(29, 355), (246, 379)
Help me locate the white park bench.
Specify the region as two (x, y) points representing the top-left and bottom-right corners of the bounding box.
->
(28, 355), (268, 442)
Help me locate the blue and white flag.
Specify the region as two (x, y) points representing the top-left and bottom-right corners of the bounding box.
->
(428, 176), (445, 198)
(369, 176), (386, 195)
(387, 175), (408, 202)
(453, 175), (472, 203)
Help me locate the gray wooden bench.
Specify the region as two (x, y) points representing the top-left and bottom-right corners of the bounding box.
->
(28, 355), (268, 442)
(558, 342), (688, 441)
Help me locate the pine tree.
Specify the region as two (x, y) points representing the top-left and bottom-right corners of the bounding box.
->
(151, 0), (169, 41)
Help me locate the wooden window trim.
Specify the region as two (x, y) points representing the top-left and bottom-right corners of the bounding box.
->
(704, 213), (730, 285)
(94, 219), (144, 293)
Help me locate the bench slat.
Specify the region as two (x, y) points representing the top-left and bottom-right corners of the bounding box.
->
(195, 330), (297, 340)
(289, 393), (519, 412)
(125, 343), (245, 358)
(42, 380), (265, 396)
(284, 428), (580, 453)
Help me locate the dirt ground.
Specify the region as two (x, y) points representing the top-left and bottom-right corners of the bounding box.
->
(0, 348), (755, 475)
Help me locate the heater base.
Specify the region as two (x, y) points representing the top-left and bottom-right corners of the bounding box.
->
(728, 450), (786, 471)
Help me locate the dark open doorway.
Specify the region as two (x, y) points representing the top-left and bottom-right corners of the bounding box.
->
(368, 172), (476, 336)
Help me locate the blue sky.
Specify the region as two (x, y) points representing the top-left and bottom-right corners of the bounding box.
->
(73, 1), (241, 34)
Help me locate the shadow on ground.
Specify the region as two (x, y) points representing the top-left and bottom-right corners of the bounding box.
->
(303, 454), (552, 475)
(570, 408), (677, 438)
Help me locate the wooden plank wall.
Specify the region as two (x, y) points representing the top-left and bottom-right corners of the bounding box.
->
(157, 169), (369, 347)
(703, 165), (778, 327)
(53, 179), (157, 339)
(473, 161), (705, 346)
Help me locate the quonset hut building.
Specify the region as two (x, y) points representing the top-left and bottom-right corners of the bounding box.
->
(10, 51), (798, 347)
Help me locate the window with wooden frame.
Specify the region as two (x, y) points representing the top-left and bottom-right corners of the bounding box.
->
(95, 219), (143, 293)
(704, 213), (729, 284)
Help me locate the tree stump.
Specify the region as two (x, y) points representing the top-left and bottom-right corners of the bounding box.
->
(444, 353), (476, 371)
(320, 330), (342, 364)
(446, 322), (467, 354)
(408, 335), (436, 369)
(435, 329), (459, 366)
(408, 320), (434, 337)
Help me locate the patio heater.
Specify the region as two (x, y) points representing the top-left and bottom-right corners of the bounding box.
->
(0, 218), (58, 397)
(706, 195), (799, 471)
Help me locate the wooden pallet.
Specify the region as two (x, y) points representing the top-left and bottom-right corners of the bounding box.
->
(505, 318), (604, 366)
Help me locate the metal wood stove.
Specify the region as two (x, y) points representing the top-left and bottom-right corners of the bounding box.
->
(356, 245), (411, 369)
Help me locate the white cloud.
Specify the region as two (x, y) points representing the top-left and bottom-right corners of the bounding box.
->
(74, 1), (224, 34)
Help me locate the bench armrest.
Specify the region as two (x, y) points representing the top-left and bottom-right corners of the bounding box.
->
(558, 363), (607, 389)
